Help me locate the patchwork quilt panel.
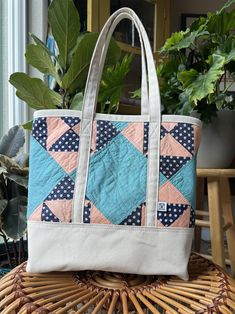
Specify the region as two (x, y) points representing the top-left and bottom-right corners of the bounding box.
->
(28, 117), (201, 228)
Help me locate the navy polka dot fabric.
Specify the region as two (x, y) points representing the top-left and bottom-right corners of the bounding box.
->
(46, 176), (74, 201)
(96, 120), (120, 151)
(61, 117), (80, 128)
(49, 129), (79, 152)
(143, 123), (149, 155)
(41, 203), (59, 222)
(120, 204), (143, 226)
(160, 156), (191, 179)
(170, 123), (194, 154)
(158, 204), (188, 227)
(32, 117), (47, 149)
(83, 201), (91, 224)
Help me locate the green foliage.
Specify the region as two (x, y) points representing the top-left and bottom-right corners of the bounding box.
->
(25, 44), (61, 85)
(9, 0), (127, 122)
(0, 127), (28, 241)
(98, 54), (133, 113)
(48, 0), (81, 69)
(9, 73), (61, 110)
(157, 0), (235, 122)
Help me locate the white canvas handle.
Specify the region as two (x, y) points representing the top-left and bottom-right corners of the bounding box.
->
(73, 8), (161, 226)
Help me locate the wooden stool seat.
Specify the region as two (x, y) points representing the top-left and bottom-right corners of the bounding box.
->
(195, 169), (235, 276)
(0, 254), (235, 313)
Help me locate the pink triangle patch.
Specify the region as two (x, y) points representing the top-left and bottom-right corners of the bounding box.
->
(90, 203), (111, 224)
(122, 122), (144, 153)
(72, 123), (80, 136)
(160, 133), (192, 157)
(47, 117), (70, 150)
(49, 151), (78, 173)
(45, 200), (72, 222)
(159, 181), (189, 205)
(162, 122), (177, 132)
(171, 206), (191, 228)
(29, 204), (43, 221)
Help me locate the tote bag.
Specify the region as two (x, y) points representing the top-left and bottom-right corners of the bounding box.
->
(27, 8), (202, 280)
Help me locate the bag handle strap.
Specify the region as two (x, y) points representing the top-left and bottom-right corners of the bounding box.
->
(73, 8), (161, 226)
(87, 11), (149, 115)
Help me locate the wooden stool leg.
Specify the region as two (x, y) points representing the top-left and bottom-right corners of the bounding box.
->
(220, 177), (235, 277)
(194, 177), (205, 252)
(207, 177), (225, 269)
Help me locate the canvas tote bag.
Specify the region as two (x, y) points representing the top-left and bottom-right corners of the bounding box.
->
(27, 8), (202, 280)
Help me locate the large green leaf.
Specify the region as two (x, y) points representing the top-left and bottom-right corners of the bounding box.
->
(0, 126), (25, 158)
(98, 54), (133, 113)
(9, 73), (62, 110)
(25, 44), (61, 85)
(30, 33), (54, 56)
(160, 29), (207, 53)
(178, 68), (198, 88)
(70, 92), (83, 110)
(182, 54), (225, 104)
(2, 196), (27, 240)
(62, 33), (121, 93)
(48, 0), (80, 69)
(207, 10), (235, 35)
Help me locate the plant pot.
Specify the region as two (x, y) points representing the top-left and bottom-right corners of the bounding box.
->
(195, 110), (235, 169)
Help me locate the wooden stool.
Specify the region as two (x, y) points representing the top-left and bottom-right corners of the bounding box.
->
(0, 254), (235, 313)
(195, 169), (235, 276)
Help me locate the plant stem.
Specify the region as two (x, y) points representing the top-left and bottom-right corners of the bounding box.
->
(0, 231), (13, 268)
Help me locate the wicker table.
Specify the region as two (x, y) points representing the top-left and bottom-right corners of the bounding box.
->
(0, 254), (235, 314)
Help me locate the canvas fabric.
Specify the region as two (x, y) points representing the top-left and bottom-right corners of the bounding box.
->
(27, 8), (202, 279)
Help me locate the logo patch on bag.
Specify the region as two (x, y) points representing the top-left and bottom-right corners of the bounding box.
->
(158, 202), (167, 212)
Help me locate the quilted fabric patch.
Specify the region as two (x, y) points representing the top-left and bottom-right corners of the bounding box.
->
(28, 116), (201, 229)
(28, 117), (80, 222)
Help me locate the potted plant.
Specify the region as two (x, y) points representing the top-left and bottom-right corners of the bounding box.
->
(156, 0), (235, 168)
(0, 126), (28, 271)
(9, 0), (133, 129)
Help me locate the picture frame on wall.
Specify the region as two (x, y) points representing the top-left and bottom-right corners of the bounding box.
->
(181, 13), (206, 31)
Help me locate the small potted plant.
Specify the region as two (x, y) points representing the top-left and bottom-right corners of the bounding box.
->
(157, 0), (235, 168)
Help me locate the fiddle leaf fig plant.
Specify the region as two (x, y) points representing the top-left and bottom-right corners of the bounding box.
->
(157, 0), (235, 122)
(9, 0), (132, 128)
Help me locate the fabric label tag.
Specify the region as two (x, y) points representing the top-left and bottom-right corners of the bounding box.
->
(158, 202), (167, 212)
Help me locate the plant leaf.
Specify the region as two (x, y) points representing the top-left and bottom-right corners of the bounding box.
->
(182, 54), (225, 104)
(178, 68), (198, 88)
(70, 92), (83, 110)
(48, 0), (80, 69)
(5, 174), (28, 188)
(160, 29), (208, 52)
(98, 54), (133, 113)
(62, 33), (121, 93)
(218, 0), (235, 13)
(0, 154), (21, 172)
(22, 120), (33, 130)
(14, 152), (28, 168)
(9, 73), (62, 110)
(2, 196), (27, 240)
(130, 88), (141, 99)
(30, 33), (54, 56)
(25, 44), (61, 85)
(0, 200), (7, 215)
(0, 126), (25, 158)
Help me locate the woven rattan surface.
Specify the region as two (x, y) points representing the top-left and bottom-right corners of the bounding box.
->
(0, 254), (235, 314)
